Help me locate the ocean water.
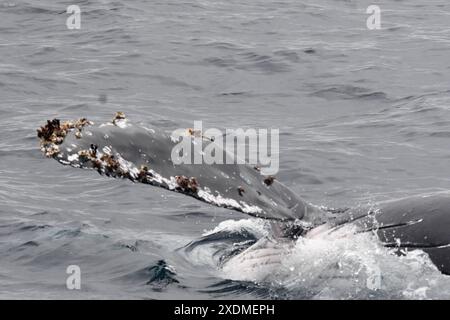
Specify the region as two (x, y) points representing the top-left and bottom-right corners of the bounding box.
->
(1, 0), (450, 299)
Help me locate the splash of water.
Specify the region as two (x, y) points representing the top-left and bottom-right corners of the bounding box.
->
(209, 220), (450, 299)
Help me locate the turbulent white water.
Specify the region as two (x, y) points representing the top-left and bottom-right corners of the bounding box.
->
(196, 219), (450, 299)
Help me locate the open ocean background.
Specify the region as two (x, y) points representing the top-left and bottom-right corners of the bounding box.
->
(1, 0), (450, 299)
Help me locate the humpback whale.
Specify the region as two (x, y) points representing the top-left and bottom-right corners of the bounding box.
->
(37, 114), (450, 275)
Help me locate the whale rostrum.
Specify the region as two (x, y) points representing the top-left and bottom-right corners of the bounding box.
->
(37, 113), (321, 221)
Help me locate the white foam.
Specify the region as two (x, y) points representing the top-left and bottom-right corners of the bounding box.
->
(219, 222), (450, 299)
(203, 218), (270, 238)
(67, 154), (79, 162)
(197, 189), (263, 214)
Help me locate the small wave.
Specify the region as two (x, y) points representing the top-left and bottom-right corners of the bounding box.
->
(203, 51), (290, 73)
(114, 260), (180, 290)
(196, 40), (245, 51)
(310, 85), (388, 101)
(201, 279), (289, 299)
(168, 211), (215, 220)
(8, 240), (40, 253)
(429, 131), (450, 138)
(3, 3), (59, 15)
(273, 49), (301, 63)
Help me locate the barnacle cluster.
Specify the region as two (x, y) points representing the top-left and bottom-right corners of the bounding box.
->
(99, 153), (120, 173)
(186, 128), (215, 142)
(76, 145), (154, 183)
(187, 128), (202, 138)
(37, 118), (93, 157)
(77, 145), (124, 177)
(112, 111), (126, 126)
(137, 165), (154, 182)
(263, 175), (275, 186)
(37, 114), (156, 184)
(175, 175), (199, 193)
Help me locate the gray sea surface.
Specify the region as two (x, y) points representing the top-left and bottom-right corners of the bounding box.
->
(1, 0), (450, 299)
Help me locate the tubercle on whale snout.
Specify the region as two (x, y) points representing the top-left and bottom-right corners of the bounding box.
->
(37, 112), (131, 157)
(37, 117), (94, 158)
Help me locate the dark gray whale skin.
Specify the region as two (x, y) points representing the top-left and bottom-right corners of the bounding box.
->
(40, 118), (450, 275)
(330, 194), (450, 275)
(46, 119), (321, 221)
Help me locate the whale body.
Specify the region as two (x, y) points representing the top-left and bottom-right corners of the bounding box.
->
(37, 115), (450, 275)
